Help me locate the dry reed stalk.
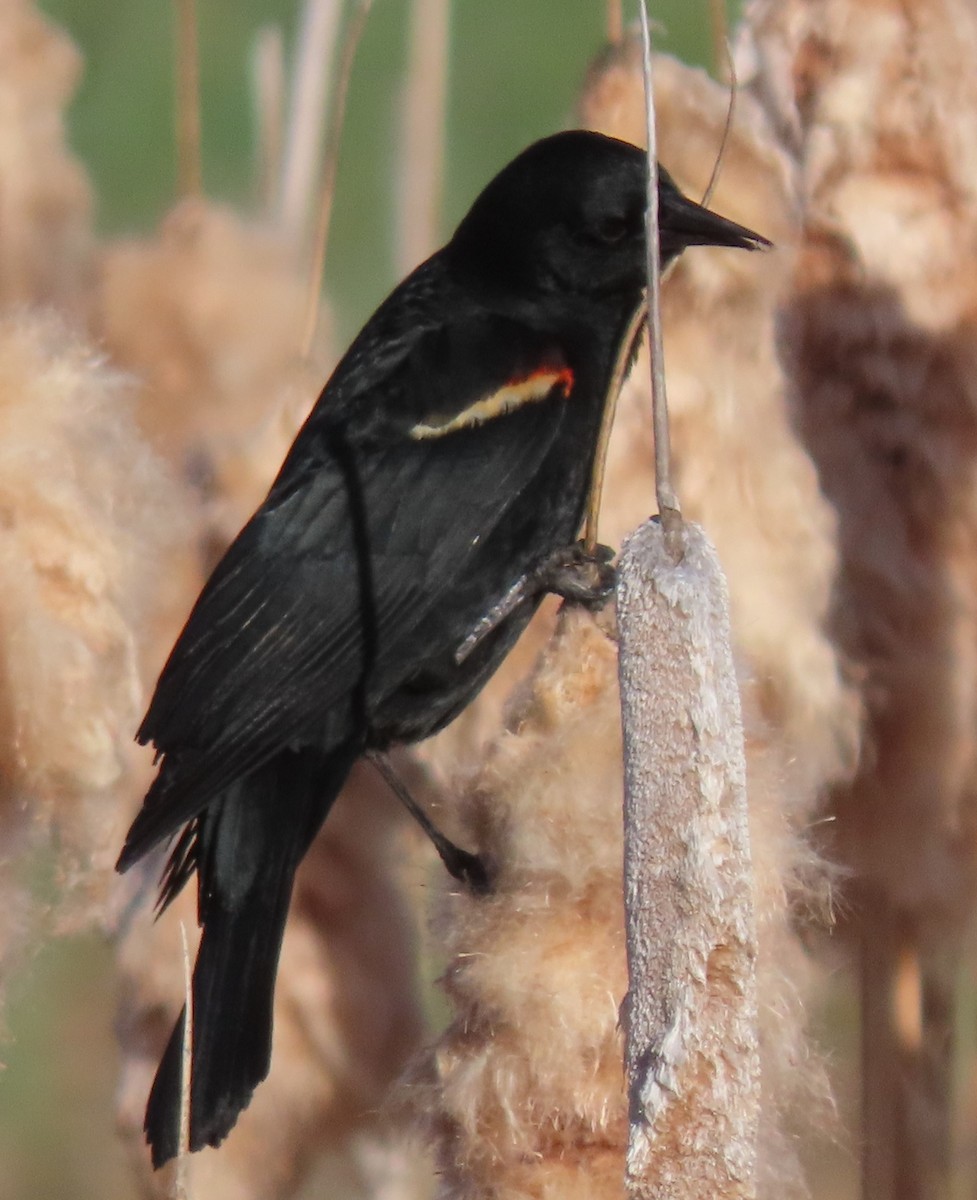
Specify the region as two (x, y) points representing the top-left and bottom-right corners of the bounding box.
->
(278, 0), (343, 245)
(637, 6), (678, 534)
(584, 302), (647, 556)
(395, 0), (450, 276)
(97, 0), (343, 524)
(174, 921), (194, 1200)
(710, 0), (730, 83)
(300, 0), (374, 359)
(740, 0), (977, 1192)
(251, 26), (286, 216)
(174, 0), (202, 199)
(606, 0), (623, 45)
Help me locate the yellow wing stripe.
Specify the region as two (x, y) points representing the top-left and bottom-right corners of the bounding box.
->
(409, 366), (574, 440)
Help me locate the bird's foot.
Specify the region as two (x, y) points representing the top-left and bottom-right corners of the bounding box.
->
(367, 751), (490, 894)
(530, 540), (616, 610)
(440, 844), (491, 894)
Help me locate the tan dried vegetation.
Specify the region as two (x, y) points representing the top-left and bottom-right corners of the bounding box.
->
(4, 1), (977, 1198)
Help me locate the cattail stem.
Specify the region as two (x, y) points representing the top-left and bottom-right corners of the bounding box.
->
(637, 3), (681, 552)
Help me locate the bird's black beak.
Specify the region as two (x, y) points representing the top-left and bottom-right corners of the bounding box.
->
(660, 183), (772, 254)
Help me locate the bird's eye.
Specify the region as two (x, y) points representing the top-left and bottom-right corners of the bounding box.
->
(596, 215), (629, 244)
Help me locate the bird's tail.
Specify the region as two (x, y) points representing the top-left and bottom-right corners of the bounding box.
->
(144, 745), (357, 1168)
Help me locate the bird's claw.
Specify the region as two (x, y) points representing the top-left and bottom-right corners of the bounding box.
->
(442, 845), (491, 894)
(532, 540), (616, 611)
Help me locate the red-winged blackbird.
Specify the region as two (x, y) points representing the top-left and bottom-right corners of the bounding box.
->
(117, 129), (769, 1166)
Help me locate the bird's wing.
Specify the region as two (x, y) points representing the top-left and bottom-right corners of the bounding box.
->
(122, 302), (582, 861)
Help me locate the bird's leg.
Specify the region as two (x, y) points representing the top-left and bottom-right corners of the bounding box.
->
(454, 541), (616, 665)
(454, 574), (534, 664)
(366, 751), (489, 893)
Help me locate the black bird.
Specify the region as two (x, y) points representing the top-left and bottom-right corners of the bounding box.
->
(117, 129), (769, 1166)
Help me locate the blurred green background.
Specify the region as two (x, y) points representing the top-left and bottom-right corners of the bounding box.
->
(43, 0), (723, 338)
(2, 3), (734, 1198)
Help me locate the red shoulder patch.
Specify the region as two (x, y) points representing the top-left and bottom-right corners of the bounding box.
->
(410, 364), (575, 440)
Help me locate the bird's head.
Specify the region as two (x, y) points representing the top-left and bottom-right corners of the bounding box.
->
(448, 130), (769, 303)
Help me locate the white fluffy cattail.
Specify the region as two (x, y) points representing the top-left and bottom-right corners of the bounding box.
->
(618, 520), (758, 1198)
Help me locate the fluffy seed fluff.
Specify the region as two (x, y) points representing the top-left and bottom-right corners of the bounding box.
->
(406, 610), (629, 1200)
(742, 0), (977, 1180)
(96, 198), (328, 545)
(0, 0), (94, 316)
(0, 310), (187, 964)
